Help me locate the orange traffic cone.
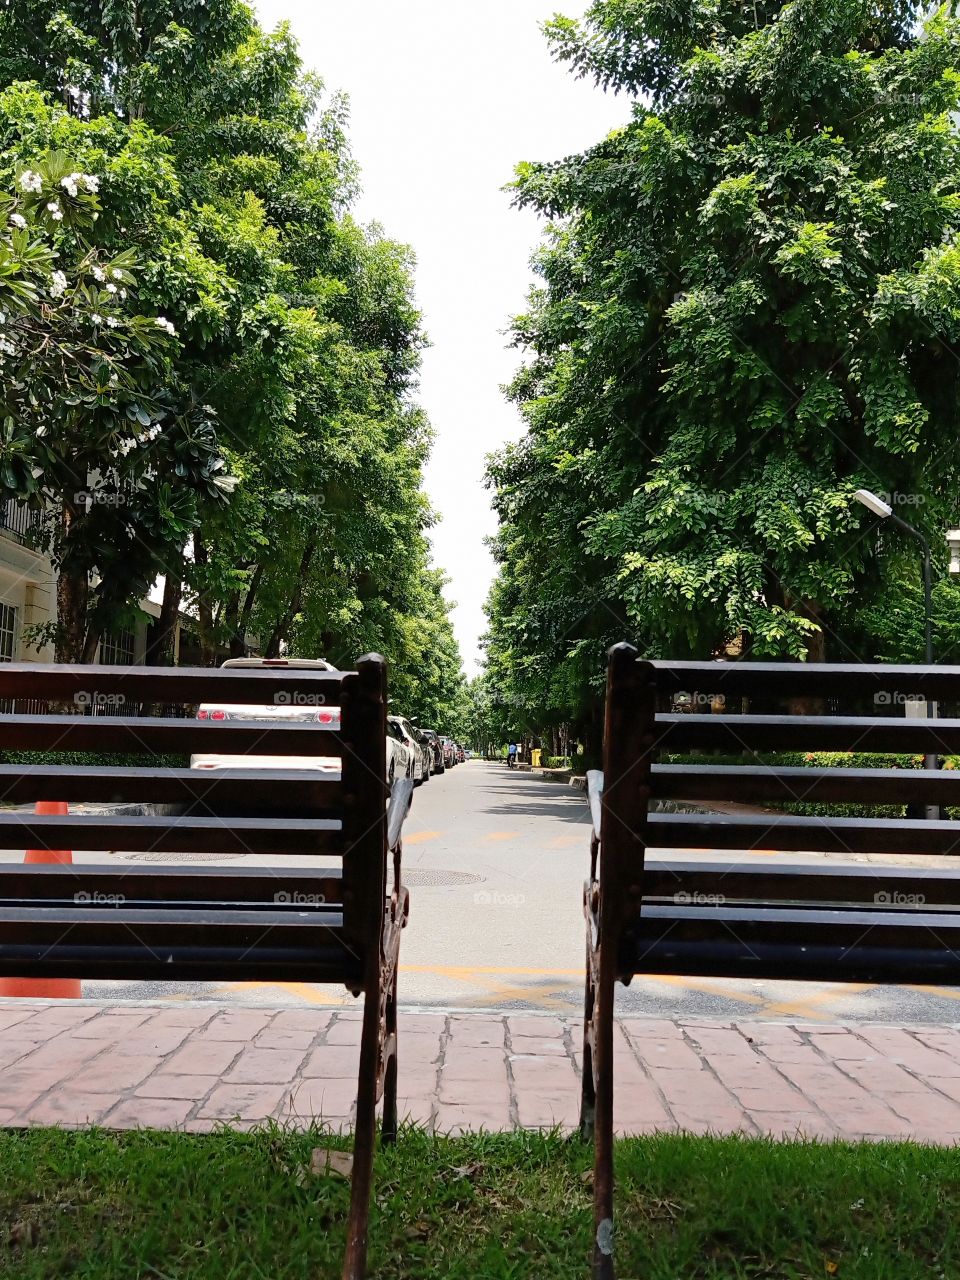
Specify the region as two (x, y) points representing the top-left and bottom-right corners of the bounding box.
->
(0, 801), (81, 999)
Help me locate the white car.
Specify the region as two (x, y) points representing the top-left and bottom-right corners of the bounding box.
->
(388, 714), (431, 785)
(191, 657), (341, 776)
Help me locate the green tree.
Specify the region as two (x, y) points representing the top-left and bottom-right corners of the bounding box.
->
(486, 0), (960, 743)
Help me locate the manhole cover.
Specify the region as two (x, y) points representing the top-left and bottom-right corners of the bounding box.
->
(402, 868), (484, 887)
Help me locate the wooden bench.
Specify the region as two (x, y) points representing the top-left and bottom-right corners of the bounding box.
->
(0, 655), (409, 1280)
(582, 644), (960, 1279)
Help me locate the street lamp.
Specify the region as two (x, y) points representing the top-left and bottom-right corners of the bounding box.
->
(853, 489), (937, 816)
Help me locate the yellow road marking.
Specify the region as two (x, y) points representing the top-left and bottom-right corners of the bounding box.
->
(759, 984), (874, 1021)
(483, 831), (520, 842)
(400, 963), (583, 977)
(403, 830), (442, 845)
(547, 835), (582, 848)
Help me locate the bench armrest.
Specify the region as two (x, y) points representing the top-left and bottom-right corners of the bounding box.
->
(586, 769), (604, 840)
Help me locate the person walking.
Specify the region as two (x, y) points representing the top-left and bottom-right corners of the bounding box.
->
(507, 741), (518, 769)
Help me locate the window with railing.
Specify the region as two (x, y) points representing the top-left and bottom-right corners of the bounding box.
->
(1, 499), (40, 543)
(99, 627), (136, 665)
(0, 603), (17, 662)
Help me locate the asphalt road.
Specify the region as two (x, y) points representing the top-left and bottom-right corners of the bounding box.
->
(19, 761), (960, 1021)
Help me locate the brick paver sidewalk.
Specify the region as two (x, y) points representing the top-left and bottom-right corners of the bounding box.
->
(2, 1000), (960, 1142)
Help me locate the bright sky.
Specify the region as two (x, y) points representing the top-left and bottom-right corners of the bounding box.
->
(254, 1), (626, 677)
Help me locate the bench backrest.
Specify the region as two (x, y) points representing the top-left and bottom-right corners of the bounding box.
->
(596, 644), (960, 981)
(0, 655), (396, 985)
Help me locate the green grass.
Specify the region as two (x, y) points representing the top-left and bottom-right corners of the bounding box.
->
(2, 1126), (959, 1278)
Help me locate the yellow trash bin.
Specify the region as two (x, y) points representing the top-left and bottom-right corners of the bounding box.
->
(531, 749), (542, 768)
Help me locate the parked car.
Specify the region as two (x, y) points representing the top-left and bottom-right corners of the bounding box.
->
(455, 743), (465, 764)
(438, 736), (457, 769)
(419, 728), (445, 775)
(191, 657), (342, 774)
(388, 714), (430, 785)
(385, 717), (414, 784)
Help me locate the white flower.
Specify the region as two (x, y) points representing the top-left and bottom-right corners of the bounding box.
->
(46, 201), (63, 221)
(92, 266), (106, 283)
(214, 474), (240, 494)
(120, 289), (127, 300)
(109, 373), (119, 386)
(106, 316), (119, 328)
(154, 316), (177, 336)
(9, 213), (26, 229)
(0, 337), (15, 356)
(60, 173), (80, 198)
(111, 269), (122, 280)
(91, 313), (104, 325)
(82, 174), (100, 194)
(19, 170), (41, 193)
(105, 282), (117, 294)
(49, 270), (68, 298)
(35, 424), (47, 437)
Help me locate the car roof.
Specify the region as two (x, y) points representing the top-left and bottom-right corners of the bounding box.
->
(220, 657), (337, 670)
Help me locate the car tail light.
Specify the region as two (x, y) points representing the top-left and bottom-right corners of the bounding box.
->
(211, 709), (226, 721)
(316, 709), (341, 728)
(197, 709), (208, 720)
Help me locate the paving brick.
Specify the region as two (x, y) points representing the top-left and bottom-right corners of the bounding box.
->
(136, 1074), (219, 1101)
(144, 1007), (218, 1029)
(684, 1027), (758, 1059)
(269, 1009), (334, 1033)
(448, 1018), (505, 1048)
(0, 1006), (46, 1031)
(706, 1054), (790, 1091)
(252, 1028), (318, 1052)
(623, 1032), (705, 1073)
(72, 1011), (153, 1038)
(106, 1097), (195, 1128)
(281, 1079), (357, 1123)
(0, 1067), (72, 1110)
(509, 1035), (569, 1058)
(434, 1101), (513, 1135)
(300, 1046), (364, 1079)
(805, 1031), (879, 1061)
(394, 1097), (434, 1128)
(15, 1037), (106, 1072)
(226, 1048), (307, 1085)
(442, 1048), (508, 1081)
(112, 1026), (194, 1057)
(27, 1090), (113, 1126)
(620, 1018), (686, 1040)
(732, 1084), (818, 1115)
(323, 1018), (363, 1045)
(198, 1082), (288, 1121)
(77, 1055), (163, 1094)
(198, 1011), (277, 1041)
(158, 1039), (243, 1077)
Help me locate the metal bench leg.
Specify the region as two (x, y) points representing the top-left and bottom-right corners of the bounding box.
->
(342, 984), (381, 1280)
(581, 898), (598, 1142)
(592, 949), (616, 1280)
(382, 967), (399, 1145)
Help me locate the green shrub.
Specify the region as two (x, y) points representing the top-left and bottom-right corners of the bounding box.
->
(544, 755), (571, 769)
(0, 750), (189, 769)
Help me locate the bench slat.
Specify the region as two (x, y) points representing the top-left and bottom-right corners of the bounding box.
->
(648, 658), (960, 700)
(0, 812), (341, 854)
(656, 713), (960, 754)
(630, 905), (960, 983)
(652, 763), (960, 805)
(0, 764), (341, 812)
(0, 663), (344, 704)
(640, 859), (960, 907)
(0, 714), (345, 756)
(647, 812), (960, 856)
(0, 863), (343, 906)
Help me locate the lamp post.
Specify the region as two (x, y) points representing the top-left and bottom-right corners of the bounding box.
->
(854, 490), (937, 817)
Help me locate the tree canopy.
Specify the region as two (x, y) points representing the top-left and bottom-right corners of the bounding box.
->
(0, 0), (465, 723)
(485, 0), (960, 748)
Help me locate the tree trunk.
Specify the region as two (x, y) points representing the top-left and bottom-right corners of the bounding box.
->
(193, 531), (218, 666)
(146, 563), (184, 666)
(787, 599), (826, 715)
(55, 502), (89, 664)
(263, 545), (315, 658)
